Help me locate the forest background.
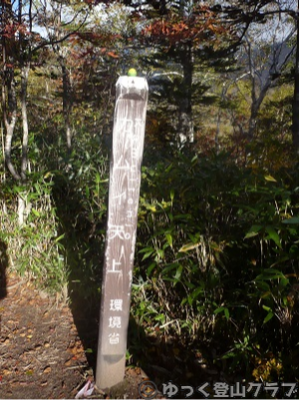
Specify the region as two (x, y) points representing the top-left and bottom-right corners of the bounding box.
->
(1, 0), (299, 384)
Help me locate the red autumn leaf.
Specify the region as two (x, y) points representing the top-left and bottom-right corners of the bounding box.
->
(107, 51), (119, 58)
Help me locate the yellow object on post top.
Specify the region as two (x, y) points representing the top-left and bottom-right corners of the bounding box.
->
(128, 68), (137, 77)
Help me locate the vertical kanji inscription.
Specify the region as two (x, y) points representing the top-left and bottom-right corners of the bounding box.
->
(96, 77), (148, 389)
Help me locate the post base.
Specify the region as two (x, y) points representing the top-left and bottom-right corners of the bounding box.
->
(96, 353), (126, 389)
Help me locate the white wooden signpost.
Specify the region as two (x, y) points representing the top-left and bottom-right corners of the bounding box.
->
(96, 75), (148, 389)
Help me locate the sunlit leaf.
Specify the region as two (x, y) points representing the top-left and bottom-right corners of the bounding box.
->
(265, 226), (281, 248)
(165, 233), (173, 248)
(264, 175), (277, 182)
(85, 348), (93, 354)
(263, 312), (274, 324)
(32, 208), (40, 217)
(255, 268), (285, 281)
(244, 225), (263, 239)
(170, 189), (175, 202)
(179, 242), (200, 252)
(214, 306), (229, 320)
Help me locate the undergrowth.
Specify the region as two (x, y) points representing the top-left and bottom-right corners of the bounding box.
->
(0, 172), (67, 294)
(1, 106), (299, 382)
(132, 147), (299, 381)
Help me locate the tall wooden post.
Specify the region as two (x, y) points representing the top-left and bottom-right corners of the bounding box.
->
(96, 76), (148, 389)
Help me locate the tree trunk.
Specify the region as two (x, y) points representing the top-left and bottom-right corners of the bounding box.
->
(1, 0), (20, 181)
(18, 63), (31, 226)
(60, 58), (73, 151)
(2, 0), (32, 225)
(3, 66), (20, 181)
(20, 64), (30, 181)
(178, 42), (194, 146)
(248, 86), (269, 139)
(292, 4), (299, 150)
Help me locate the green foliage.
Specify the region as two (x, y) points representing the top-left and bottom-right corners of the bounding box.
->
(1, 0), (298, 383)
(246, 85), (294, 171)
(0, 172), (67, 293)
(133, 149), (299, 379)
(51, 138), (109, 305)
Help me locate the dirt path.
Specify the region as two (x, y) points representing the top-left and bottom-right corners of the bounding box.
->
(0, 273), (88, 398)
(0, 273), (156, 399)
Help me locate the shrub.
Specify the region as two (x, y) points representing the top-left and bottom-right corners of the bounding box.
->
(133, 149), (299, 379)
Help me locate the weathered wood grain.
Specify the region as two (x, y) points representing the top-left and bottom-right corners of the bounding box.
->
(96, 76), (148, 389)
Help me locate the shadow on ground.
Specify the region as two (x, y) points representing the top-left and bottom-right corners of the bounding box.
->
(0, 239), (8, 300)
(50, 171), (226, 399)
(52, 171), (104, 373)
(49, 148), (230, 399)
